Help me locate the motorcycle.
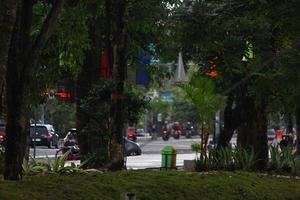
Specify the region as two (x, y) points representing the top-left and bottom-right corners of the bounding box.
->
(185, 129), (192, 138)
(57, 129), (80, 160)
(162, 129), (170, 141)
(56, 145), (80, 161)
(173, 130), (180, 139)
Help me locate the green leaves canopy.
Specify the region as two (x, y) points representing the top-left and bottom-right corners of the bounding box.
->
(179, 76), (225, 125)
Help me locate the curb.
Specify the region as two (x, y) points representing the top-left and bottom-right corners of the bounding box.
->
(142, 149), (194, 154)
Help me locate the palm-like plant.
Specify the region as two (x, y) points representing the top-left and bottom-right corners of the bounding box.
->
(180, 76), (225, 165)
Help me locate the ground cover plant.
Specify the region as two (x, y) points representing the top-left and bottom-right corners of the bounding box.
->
(192, 144), (300, 176)
(0, 171), (300, 200)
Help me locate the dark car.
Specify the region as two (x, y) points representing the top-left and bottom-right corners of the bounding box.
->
(124, 138), (142, 156)
(30, 124), (59, 148)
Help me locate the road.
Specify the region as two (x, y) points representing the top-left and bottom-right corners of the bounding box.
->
(30, 136), (201, 157)
(126, 136), (200, 169)
(29, 135), (237, 169)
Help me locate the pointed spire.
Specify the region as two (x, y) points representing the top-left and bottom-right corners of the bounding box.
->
(175, 52), (187, 82)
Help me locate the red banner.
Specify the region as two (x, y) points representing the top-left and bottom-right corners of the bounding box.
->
(101, 48), (110, 79)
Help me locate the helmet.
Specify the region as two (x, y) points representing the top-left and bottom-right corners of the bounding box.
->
(68, 128), (77, 134)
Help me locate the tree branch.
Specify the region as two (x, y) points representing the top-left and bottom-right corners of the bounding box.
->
(21, 0), (65, 84)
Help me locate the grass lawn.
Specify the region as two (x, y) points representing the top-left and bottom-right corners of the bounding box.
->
(0, 171), (299, 200)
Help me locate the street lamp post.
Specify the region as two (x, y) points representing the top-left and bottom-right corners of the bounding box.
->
(33, 107), (37, 158)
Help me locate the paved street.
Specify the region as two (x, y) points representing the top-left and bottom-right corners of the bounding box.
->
(126, 153), (195, 169)
(127, 135), (237, 169)
(29, 146), (59, 159)
(126, 136), (200, 169)
(140, 136), (201, 154)
(29, 135), (237, 169)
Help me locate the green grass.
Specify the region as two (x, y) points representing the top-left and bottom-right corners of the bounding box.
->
(0, 171), (300, 200)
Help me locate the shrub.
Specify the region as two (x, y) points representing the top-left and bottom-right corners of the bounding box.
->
(22, 150), (75, 175)
(291, 157), (300, 176)
(234, 146), (257, 171)
(216, 146), (235, 170)
(191, 142), (201, 160)
(268, 145), (282, 172)
(268, 145), (297, 174)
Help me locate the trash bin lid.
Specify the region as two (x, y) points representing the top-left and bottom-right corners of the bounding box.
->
(162, 146), (176, 154)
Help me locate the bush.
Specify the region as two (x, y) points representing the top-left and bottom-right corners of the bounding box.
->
(22, 150), (77, 175)
(193, 144), (300, 176)
(268, 145), (299, 175)
(233, 146), (257, 171)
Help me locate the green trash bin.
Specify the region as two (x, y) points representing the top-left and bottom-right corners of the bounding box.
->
(161, 146), (177, 169)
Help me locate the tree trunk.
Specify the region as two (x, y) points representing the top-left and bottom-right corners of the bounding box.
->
(237, 95), (268, 170)
(284, 114), (293, 134)
(4, 80), (28, 180)
(107, 0), (127, 170)
(253, 100), (268, 169)
(76, 18), (108, 167)
(217, 93), (239, 148)
(0, 0), (19, 118)
(296, 100), (300, 155)
(4, 0), (33, 180)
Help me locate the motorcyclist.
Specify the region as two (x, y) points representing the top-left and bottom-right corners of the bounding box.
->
(59, 128), (80, 160)
(172, 122), (181, 139)
(63, 128), (78, 146)
(185, 122), (192, 138)
(186, 122), (192, 130)
(162, 125), (169, 135)
(173, 122), (181, 132)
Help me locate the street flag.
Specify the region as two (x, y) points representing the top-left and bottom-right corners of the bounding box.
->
(136, 53), (151, 86)
(175, 52), (187, 82)
(100, 48), (110, 79)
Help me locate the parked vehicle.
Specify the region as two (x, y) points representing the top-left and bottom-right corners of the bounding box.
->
(136, 129), (146, 137)
(124, 138), (142, 156)
(56, 138), (141, 159)
(267, 129), (275, 141)
(0, 123), (5, 147)
(30, 124), (59, 148)
(127, 127), (137, 142)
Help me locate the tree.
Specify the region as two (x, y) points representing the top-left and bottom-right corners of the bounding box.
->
(0, 0), (19, 119)
(4, 0), (65, 180)
(78, 82), (148, 168)
(171, 0), (300, 169)
(180, 76), (225, 163)
(76, 0), (178, 169)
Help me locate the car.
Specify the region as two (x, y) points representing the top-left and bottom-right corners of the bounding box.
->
(30, 124), (59, 148)
(267, 129), (275, 141)
(0, 123), (5, 146)
(127, 127), (137, 141)
(124, 138), (141, 156)
(136, 129), (146, 137)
